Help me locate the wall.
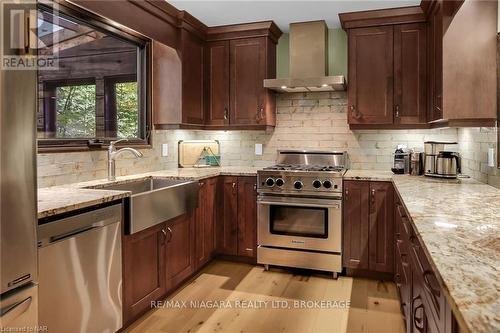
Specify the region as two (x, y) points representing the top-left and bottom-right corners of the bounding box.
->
(37, 92), (459, 187)
(276, 28), (347, 78)
(195, 92), (457, 169)
(37, 130), (197, 187)
(458, 127), (500, 189)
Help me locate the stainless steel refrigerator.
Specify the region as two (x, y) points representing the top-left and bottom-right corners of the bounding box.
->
(0, 3), (39, 328)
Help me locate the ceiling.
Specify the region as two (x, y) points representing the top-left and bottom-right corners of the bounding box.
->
(168, 0), (421, 32)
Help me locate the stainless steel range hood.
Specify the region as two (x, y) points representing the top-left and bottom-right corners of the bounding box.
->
(264, 20), (346, 92)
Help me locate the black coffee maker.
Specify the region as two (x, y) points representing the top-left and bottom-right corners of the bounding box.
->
(392, 147), (411, 174)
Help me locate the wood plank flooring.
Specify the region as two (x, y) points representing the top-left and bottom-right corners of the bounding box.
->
(125, 260), (405, 333)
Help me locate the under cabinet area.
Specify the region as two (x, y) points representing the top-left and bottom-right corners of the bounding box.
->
(343, 180), (394, 276)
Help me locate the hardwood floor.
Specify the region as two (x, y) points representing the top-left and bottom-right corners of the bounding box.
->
(125, 260), (405, 333)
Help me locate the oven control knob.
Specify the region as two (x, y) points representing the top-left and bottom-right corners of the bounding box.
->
(275, 178), (285, 187)
(265, 178), (275, 187)
(312, 180), (322, 189)
(323, 180), (333, 189)
(293, 181), (303, 190)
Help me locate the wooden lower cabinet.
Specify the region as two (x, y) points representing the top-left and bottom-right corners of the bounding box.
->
(237, 177), (257, 258)
(368, 182), (394, 273)
(122, 222), (167, 324)
(218, 176), (258, 260)
(343, 180), (394, 274)
(218, 176), (239, 255)
(195, 177), (217, 268)
(395, 191), (459, 333)
(343, 181), (370, 269)
(121, 175), (258, 326)
(165, 213), (195, 291)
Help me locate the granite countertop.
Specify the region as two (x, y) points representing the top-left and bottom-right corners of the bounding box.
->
(38, 167), (500, 331)
(347, 170), (500, 333)
(37, 166), (260, 218)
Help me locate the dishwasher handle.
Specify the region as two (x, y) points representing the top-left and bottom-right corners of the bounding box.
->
(38, 204), (122, 247)
(0, 297), (32, 326)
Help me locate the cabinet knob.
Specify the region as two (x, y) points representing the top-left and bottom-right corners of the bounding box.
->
(395, 105), (400, 118)
(349, 105), (362, 119)
(256, 107), (264, 122)
(345, 189), (349, 201)
(224, 108), (228, 120)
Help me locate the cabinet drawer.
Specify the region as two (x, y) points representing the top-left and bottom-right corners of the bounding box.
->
(411, 242), (446, 333)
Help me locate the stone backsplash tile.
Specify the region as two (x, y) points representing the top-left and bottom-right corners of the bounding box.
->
(458, 127), (499, 189)
(38, 91), (462, 187)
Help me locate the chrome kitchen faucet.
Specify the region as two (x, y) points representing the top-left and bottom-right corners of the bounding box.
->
(107, 139), (143, 181)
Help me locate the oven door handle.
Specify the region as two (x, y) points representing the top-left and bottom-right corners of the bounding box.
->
(257, 200), (340, 209)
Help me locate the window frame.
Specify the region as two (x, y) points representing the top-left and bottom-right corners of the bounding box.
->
(37, 0), (152, 152)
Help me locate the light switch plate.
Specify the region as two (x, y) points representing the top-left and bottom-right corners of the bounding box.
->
(162, 144), (169, 157)
(255, 143), (263, 156)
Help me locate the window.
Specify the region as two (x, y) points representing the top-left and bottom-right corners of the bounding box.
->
(37, 2), (151, 150)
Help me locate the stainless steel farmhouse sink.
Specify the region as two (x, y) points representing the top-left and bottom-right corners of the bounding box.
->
(88, 178), (198, 234)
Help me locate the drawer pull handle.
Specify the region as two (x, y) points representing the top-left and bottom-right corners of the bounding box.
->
(412, 295), (426, 333)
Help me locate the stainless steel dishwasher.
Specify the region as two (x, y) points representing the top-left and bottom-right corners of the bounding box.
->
(38, 204), (122, 333)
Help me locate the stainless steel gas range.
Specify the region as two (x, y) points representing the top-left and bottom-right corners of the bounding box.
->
(257, 150), (348, 278)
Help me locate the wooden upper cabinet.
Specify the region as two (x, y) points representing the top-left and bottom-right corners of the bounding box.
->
(343, 181), (370, 270)
(152, 41), (182, 126)
(348, 26), (394, 125)
(181, 29), (204, 125)
(368, 182), (394, 274)
(428, 2), (443, 122)
(230, 37), (268, 126)
(441, 0), (497, 124)
(204, 41), (230, 126)
(394, 23), (427, 125)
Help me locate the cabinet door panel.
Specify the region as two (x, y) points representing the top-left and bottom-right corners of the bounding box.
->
(166, 213), (194, 291)
(428, 3), (443, 121)
(237, 177), (257, 258)
(181, 30), (204, 125)
(195, 177), (217, 269)
(230, 38), (266, 125)
(394, 23), (427, 124)
(343, 181), (370, 269)
(368, 182), (394, 273)
(123, 223), (166, 324)
(217, 176), (238, 255)
(205, 41), (229, 125)
(348, 26), (394, 124)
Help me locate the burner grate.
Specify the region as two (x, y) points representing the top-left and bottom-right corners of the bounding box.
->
(263, 164), (345, 172)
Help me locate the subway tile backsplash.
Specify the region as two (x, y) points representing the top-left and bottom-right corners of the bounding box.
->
(38, 92), (498, 189)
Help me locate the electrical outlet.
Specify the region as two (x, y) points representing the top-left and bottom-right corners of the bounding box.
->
(487, 147), (495, 167)
(255, 143), (263, 156)
(162, 144), (168, 157)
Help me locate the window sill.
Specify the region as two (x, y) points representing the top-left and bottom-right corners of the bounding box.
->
(37, 140), (152, 153)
